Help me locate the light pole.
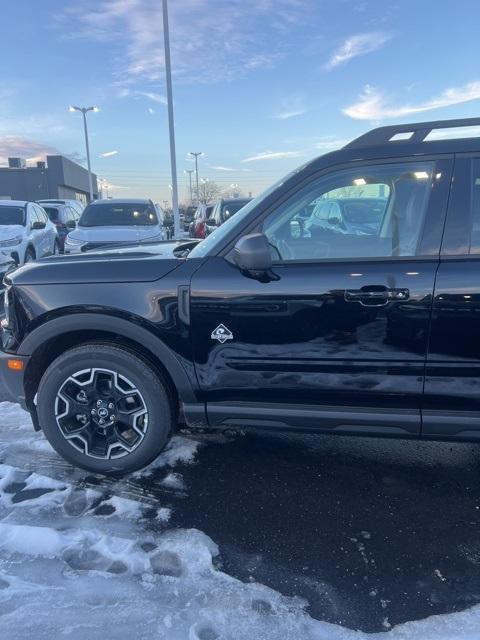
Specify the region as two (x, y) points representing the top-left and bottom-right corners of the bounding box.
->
(162, 0), (181, 238)
(69, 105), (99, 202)
(199, 177), (210, 204)
(188, 151), (203, 202)
(184, 169), (194, 203)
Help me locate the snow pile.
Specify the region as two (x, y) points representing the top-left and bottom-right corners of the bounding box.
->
(2, 402), (480, 638)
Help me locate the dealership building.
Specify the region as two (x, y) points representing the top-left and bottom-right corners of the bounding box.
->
(0, 155), (98, 204)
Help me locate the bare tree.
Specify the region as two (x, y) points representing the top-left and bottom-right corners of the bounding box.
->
(197, 179), (221, 204)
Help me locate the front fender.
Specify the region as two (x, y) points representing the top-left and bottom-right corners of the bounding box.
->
(18, 312), (197, 403)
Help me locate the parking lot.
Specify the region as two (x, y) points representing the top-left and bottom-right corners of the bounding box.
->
(2, 380), (480, 635)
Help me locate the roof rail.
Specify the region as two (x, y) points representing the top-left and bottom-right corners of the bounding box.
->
(345, 117), (480, 149)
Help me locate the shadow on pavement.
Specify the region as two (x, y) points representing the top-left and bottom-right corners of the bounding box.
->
(159, 429), (480, 633)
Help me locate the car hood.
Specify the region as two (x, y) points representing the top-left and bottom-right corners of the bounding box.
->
(6, 241), (187, 285)
(0, 225), (24, 239)
(71, 225), (162, 242)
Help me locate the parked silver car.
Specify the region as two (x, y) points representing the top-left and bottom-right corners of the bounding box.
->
(64, 199), (167, 254)
(0, 200), (59, 264)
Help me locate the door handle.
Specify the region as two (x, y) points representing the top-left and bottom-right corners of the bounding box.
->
(344, 287), (409, 307)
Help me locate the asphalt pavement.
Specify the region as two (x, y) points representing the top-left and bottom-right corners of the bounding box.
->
(0, 295), (479, 632)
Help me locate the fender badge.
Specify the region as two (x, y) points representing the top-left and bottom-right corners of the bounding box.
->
(211, 324), (233, 343)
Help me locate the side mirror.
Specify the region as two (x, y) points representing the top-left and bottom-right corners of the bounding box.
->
(66, 219), (76, 229)
(233, 233), (272, 275)
(31, 221), (46, 230)
(206, 218), (217, 227)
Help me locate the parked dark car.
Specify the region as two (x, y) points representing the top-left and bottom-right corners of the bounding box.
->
(205, 198), (252, 235)
(41, 204), (80, 251)
(3, 117), (480, 475)
(189, 204), (214, 238)
(182, 205), (197, 232)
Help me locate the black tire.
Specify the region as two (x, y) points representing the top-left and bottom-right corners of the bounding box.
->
(37, 343), (174, 475)
(24, 247), (35, 263)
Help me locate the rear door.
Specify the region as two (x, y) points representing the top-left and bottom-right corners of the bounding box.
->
(191, 157), (452, 434)
(424, 155), (480, 437)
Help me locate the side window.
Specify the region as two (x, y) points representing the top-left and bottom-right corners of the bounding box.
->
(28, 206), (39, 225)
(470, 159), (480, 253)
(34, 205), (47, 223)
(262, 162), (436, 261)
(65, 207), (75, 223)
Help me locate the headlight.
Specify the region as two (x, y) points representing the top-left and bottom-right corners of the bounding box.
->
(0, 236), (22, 247)
(65, 236), (84, 246)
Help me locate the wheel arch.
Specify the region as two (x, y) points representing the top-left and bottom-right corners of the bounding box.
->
(19, 313), (197, 420)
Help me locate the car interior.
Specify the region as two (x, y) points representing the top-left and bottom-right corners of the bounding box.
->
(263, 165), (433, 261)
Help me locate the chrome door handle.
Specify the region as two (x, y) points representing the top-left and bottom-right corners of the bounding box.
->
(344, 287), (409, 307)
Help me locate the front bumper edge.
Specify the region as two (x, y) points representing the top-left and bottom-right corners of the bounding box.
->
(0, 351), (30, 409)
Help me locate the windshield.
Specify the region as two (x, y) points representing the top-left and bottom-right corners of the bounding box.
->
(43, 206), (60, 221)
(221, 200), (250, 222)
(0, 206), (25, 226)
(79, 203), (158, 227)
(188, 168), (304, 259)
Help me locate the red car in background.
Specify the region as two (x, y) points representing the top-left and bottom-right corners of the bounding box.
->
(189, 203), (213, 238)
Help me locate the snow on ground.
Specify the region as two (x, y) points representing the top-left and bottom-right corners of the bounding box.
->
(1, 401), (480, 639)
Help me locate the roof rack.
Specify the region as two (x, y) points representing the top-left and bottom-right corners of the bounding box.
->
(345, 117), (480, 149)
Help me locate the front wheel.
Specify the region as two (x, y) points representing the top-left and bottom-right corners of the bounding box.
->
(37, 343), (174, 475)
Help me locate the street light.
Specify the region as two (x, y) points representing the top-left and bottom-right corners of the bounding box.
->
(184, 169), (194, 203)
(199, 177), (209, 204)
(69, 105), (99, 202)
(161, 0), (181, 238)
(188, 151), (203, 202)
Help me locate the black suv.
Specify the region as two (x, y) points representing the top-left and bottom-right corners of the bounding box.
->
(2, 117), (480, 475)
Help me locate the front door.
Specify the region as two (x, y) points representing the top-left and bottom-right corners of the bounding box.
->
(191, 158), (452, 435)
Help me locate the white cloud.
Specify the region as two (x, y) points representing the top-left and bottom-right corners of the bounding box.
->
(274, 109), (306, 120)
(120, 88), (167, 104)
(61, 0), (307, 86)
(135, 91), (167, 105)
(241, 150), (303, 163)
(273, 95), (307, 120)
(147, 107), (156, 115)
(0, 136), (59, 166)
(344, 82), (480, 120)
(325, 31), (392, 70)
(211, 166), (235, 172)
(99, 150), (119, 157)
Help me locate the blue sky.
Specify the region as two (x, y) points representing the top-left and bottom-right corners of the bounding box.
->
(2, 0), (480, 202)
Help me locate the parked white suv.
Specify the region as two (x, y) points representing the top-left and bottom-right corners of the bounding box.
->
(64, 199), (166, 254)
(37, 199), (84, 217)
(0, 201), (59, 264)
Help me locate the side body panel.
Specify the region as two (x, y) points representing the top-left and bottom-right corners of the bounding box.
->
(424, 156), (480, 438)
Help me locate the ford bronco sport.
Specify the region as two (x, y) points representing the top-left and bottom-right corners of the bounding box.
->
(2, 117), (480, 474)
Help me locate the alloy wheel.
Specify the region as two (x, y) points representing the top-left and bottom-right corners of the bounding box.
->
(54, 368), (149, 459)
